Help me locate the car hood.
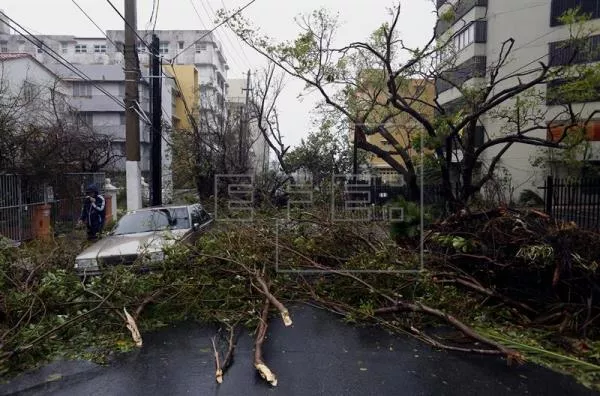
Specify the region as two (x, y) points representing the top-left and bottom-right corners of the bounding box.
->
(76, 229), (189, 260)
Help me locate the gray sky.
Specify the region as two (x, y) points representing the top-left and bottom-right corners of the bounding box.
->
(2, 0), (435, 147)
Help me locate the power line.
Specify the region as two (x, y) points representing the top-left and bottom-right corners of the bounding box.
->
(105, 0), (152, 51)
(0, 14), (127, 112)
(194, 0), (249, 72)
(171, 0), (258, 62)
(164, 67), (201, 134)
(70, 0), (119, 50)
(219, 0), (254, 66)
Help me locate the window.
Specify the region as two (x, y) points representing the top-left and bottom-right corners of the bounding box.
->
(159, 42), (169, 54)
(120, 113), (126, 125)
(94, 44), (107, 53)
(73, 83), (92, 97)
(60, 42), (69, 54)
(549, 35), (600, 66)
(77, 112), (93, 127)
(178, 41), (184, 49)
(195, 43), (207, 53)
(551, 0), (600, 27)
(118, 84), (125, 97)
(191, 205), (210, 225)
(0, 41), (7, 53)
(453, 24), (475, 52)
(75, 44), (87, 53)
(23, 81), (36, 101)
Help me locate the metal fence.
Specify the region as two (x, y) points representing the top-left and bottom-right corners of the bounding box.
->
(329, 176), (450, 221)
(543, 176), (600, 232)
(0, 173), (105, 243)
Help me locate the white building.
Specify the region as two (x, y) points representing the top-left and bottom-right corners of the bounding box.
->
(47, 63), (152, 173)
(106, 30), (229, 117)
(0, 53), (70, 124)
(435, 0), (600, 196)
(228, 77), (270, 176)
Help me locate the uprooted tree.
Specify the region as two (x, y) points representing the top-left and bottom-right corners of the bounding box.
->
(220, 1), (600, 209)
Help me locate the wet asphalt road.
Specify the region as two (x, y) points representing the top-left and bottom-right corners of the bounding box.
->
(1, 305), (597, 396)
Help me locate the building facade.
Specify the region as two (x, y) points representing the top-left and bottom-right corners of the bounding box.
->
(227, 77), (270, 176)
(47, 63), (153, 173)
(435, 0), (600, 196)
(106, 30), (228, 117)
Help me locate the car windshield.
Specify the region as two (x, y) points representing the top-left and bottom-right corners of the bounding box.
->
(111, 208), (190, 235)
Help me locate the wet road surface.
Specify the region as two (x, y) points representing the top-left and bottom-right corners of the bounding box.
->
(2, 305), (597, 396)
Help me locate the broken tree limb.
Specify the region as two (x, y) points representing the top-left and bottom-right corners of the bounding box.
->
(211, 336), (223, 384)
(254, 299), (277, 386)
(134, 288), (165, 321)
(254, 276), (292, 327)
(374, 301), (524, 364)
(211, 324), (237, 384)
(434, 276), (537, 315)
(123, 307), (142, 347)
(408, 326), (505, 355)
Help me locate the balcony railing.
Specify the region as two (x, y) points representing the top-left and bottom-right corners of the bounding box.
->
(436, 0), (488, 36)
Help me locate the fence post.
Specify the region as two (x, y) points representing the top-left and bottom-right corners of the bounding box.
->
(545, 176), (554, 215)
(104, 178), (118, 222)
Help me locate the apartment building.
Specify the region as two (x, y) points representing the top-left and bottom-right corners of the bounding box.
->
(435, 0), (600, 195)
(106, 30), (229, 116)
(47, 63), (153, 173)
(227, 78), (270, 176)
(0, 22), (229, 122)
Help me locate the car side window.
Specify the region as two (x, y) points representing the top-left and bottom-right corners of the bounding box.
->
(199, 209), (210, 223)
(191, 206), (202, 225)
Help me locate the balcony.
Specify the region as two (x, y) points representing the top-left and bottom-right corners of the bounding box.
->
(551, 0), (600, 27)
(436, 0), (488, 36)
(435, 56), (487, 94)
(548, 34), (600, 66)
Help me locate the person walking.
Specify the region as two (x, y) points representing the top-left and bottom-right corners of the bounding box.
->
(78, 183), (106, 240)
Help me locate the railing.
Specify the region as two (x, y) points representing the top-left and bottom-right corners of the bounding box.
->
(542, 176), (600, 231)
(0, 173), (105, 243)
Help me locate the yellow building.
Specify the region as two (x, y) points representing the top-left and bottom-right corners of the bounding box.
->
(353, 74), (435, 184)
(163, 64), (199, 131)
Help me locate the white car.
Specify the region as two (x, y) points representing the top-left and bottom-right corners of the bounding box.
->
(74, 204), (213, 276)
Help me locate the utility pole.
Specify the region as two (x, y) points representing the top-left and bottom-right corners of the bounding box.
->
(124, 0), (142, 210)
(353, 124), (359, 176)
(150, 34), (162, 206)
(240, 70), (251, 171)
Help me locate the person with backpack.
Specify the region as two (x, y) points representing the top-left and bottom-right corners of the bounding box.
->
(78, 183), (106, 240)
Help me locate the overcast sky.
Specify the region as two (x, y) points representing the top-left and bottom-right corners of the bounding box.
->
(2, 0), (436, 148)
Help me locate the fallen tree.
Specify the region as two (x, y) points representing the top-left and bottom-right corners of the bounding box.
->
(0, 207), (599, 388)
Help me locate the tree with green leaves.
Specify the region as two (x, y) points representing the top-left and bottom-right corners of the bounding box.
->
(220, 2), (600, 210)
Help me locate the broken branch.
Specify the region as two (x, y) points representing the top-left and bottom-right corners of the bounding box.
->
(254, 298), (277, 386)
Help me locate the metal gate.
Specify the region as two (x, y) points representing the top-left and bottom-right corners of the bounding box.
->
(0, 174), (45, 242)
(0, 173), (105, 242)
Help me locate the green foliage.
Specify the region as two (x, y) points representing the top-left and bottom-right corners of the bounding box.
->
(431, 233), (475, 253)
(389, 197), (433, 239)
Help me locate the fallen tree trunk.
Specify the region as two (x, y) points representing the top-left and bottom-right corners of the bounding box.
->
(254, 299), (277, 386)
(255, 276), (292, 327)
(374, 301), (524, 364)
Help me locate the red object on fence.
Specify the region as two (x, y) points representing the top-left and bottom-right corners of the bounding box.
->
(32, 204), (51, 240)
